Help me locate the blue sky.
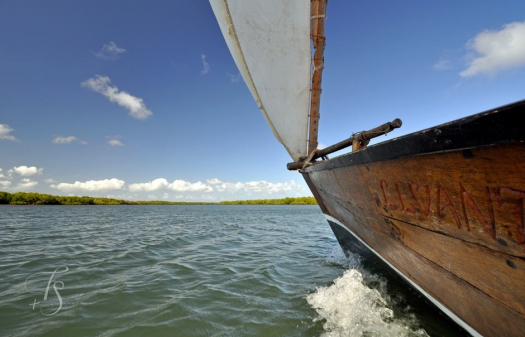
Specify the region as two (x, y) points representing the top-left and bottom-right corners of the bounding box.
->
(1, 1), (525, 201)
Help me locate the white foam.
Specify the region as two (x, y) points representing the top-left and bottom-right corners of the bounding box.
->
(307, 269), (429, 337)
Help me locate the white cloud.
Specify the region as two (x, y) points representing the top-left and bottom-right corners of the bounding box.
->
(128, 178), (212, 192)
(460, 21), (525, 77)
(82, 75), (153, 120)
(128, 177), (305, 195)
(0, 124), (18, 141)
(108, 138), (124, 147)
(95, 41), (126, 60)
(52, 136), (78, 144)
(13, 166), (43, 176)
(200, 54), (210, 75)
(433, 59), (452, 71)
(45, 178), (56, 183)
(227, 72), (242, 83)
(17, 178), (38, 190)
(129, 178), (169, 191)
(170, 180), (211, 192)
(51, 178), (125, 192)
(0, 181), (11, 188)
(206, 178), (305, 194)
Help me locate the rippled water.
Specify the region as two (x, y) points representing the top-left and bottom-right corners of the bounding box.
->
(0, 205), (453, 336)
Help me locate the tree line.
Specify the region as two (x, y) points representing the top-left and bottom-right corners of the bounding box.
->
(0, 191), (317, 206)
(218, 196), (317, 205)
(0, 192), (212, 205)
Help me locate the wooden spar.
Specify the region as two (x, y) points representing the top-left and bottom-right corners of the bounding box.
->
(308, 0), (328, 156)
(288, 118), (402, 170)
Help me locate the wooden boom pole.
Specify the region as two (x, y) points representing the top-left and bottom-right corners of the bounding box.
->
(308, 0), (328, 155)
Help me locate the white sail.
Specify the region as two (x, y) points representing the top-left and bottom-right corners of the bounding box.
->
(210, 0), (311, 161)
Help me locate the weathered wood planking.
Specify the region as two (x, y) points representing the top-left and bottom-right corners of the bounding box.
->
(314, 187), (525, 337)
(326, 190), (525, 314)
(303, 141), (525, 337)
(301, 97), (525, 337)
(310, 143), (525, 258)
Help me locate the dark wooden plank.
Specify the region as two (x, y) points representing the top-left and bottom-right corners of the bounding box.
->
(307, 143), (525, 258)
(317, 189), (525, 337)
(306, 99), (525, 172)
(327, 220), (470, 337)
(325, 190), (525, 316)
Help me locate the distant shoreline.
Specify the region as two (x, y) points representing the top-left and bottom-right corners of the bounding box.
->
(0, 191), (317, 206)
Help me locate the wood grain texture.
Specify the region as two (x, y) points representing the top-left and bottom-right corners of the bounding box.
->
(304, 141), (525, 337)
(311, 143), (525, 257)
(307, 99), (525, 173)
(308, 0), (327, 155)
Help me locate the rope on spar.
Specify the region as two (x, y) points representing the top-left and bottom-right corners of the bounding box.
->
(301, 149), (318, 170)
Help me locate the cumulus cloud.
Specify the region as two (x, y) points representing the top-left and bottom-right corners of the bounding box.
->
(170, 180), (211, 192)
(206, 178), (305, 194)
(51, 178), (125, 192)
(129, 178), (212, 192)
(17, 178), (38, 190)
(0, 124), (18, 141)
(200, 54), (210, 75)
(95, 41), (126, 60)
(108, 138), (124, 147)
(460, 21), (525, 77)
(128, 178), (305, 195)
(13, 166), (43, 176)
(52, 136), (80, 144)
(106, 136), (124, 147)
(129, 178), (169, 191)
(0, 180), (11, 187)
(81, 75), (153, 119)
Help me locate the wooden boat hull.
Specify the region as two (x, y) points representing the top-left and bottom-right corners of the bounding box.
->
(302, 100), (525, 337)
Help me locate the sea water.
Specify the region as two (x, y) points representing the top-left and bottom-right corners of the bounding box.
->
(0, 205), (458, 336)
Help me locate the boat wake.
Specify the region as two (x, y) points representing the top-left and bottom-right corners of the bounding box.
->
(307, 254), (429, 337)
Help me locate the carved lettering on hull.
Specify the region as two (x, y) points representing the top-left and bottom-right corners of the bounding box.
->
(460, 184), (495, 238)
(380, 180), (398, 210)
(409, 183), (431, 217)
(437, 184), (462, 229)
(377, 179), (525, 246)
